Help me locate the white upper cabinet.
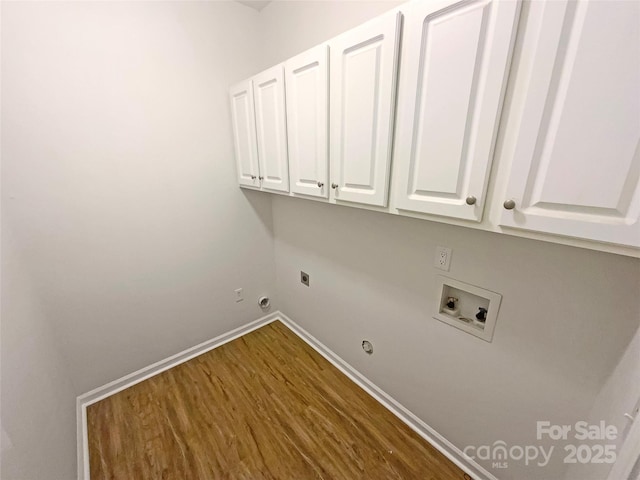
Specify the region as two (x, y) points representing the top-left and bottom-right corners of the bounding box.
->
(500, 0), (640, 247)
(393, 0), (520, 221)
(329, 11), (402, 207)
(253, 65), (290, 193)
(229, 80), (260, 188)
(285, 45), (329, 198)
(228, 0), (640, 255)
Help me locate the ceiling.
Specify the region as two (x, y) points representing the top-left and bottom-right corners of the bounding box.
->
(236, 0), (271, 12)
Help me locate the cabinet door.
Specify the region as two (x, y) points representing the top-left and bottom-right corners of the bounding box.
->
(285, 45), (329, 198)
(393, 0), (520, 221)
(329, 11), (402, 207)
(500, 0), (640, 247)
(229, 80), (260, 188)
(253, 65), (290, 193)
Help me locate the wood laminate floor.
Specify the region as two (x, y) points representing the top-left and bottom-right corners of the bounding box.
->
(88, 321), (466, 479)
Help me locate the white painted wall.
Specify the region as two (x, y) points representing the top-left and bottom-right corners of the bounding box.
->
(259, 2), (640, 479)
(272, 196), (640, 479)
(257, 0), (403, 66)
(1, 226), (77, 479)
(3, 1), (639, 479)
(565, 324), (640, 479)
(2, 1), (275, 477)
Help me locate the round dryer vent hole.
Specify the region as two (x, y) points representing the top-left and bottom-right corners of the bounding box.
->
(362, 340), (373, 355)
(258, 296), (270, 309)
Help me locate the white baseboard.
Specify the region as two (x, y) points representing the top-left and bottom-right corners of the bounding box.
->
(276, 312), (497, 480)
(76, 312), (280, 480)
(77, 310), (496, 480)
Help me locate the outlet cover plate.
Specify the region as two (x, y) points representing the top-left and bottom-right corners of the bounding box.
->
(434, 246), (452, 271)
(234, 288), (244, 302)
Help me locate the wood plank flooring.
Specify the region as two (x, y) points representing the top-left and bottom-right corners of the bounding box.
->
(87, 321), (467, 479)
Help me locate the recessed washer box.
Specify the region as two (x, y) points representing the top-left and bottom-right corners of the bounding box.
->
(434, 275), (502, 342)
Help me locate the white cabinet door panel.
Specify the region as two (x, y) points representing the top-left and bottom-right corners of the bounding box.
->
(229, 80), (260, 188)
(285, 45), (329, 198)
(500, 0), (640, 247)
(393, 0), (519, 221)
(330, 11), (402, 207)
(253, 65), (290, 193)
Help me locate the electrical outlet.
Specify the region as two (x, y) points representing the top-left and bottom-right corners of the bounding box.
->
(234, 288), (244, 302)
(300, 271), (310, 286)
(434, 246), (452, 271)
